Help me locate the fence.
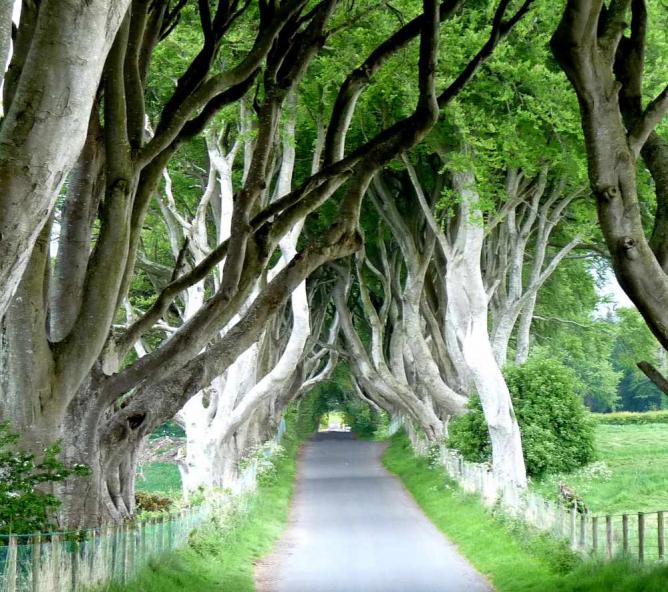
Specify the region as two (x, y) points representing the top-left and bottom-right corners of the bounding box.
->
(437, 444), (667, 563)
(0, 422), (286, 592)
(0, 504), (211, 592)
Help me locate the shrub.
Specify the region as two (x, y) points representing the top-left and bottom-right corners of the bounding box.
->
(0, 422), (90, 535)
(135, 491), (174, 513)
(449, 356), (596, 477)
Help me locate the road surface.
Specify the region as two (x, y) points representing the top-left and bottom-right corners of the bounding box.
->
(256, 432), (492, 592)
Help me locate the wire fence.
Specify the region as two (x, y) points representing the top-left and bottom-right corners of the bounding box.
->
(0, 504), (211, 592)
(0, 421), (288, 592)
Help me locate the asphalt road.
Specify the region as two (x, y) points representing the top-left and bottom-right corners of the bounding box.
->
(256, 432), (492, 592)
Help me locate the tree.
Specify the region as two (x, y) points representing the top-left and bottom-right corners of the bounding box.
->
(0, 0), (131, 317)
(551, 0), (668, 354)
(2, 0), (479, 526)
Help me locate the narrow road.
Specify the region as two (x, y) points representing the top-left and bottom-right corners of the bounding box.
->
(256, 432), (492, 592)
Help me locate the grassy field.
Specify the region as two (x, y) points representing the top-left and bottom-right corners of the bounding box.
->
(384, 432), (668, 592)
(102, 435), (300, 592)
(533, 423), (668, 514)
(136, 462), (182, 495)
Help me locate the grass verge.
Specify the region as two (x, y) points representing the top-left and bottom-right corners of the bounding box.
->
(101, 434), (300, 592)
(383, 432), (668, 592)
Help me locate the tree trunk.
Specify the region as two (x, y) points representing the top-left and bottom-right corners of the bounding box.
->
(446, 169), (527, 487)
(0, 0), (130, 319)
(0, 0), (12, 99)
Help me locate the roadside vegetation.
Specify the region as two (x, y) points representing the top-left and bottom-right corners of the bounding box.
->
(384, 432), (668, 592)
(99, 398), (320, 592)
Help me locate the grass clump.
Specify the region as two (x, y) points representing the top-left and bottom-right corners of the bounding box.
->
(384, 432), (668, 592)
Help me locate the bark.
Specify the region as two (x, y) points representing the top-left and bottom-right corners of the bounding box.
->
(49, 111), (105, 341)
(0, 0), (12, 99)
(0, 0), (130, 319)
(334, 274), (444, 439)
(370, 175), (467, 417)
(487, 169), (582, 366)
(637, 361), (668, 397)
(551, 0), (668, 350)
(409, 149), (527, 487)
(445, 167), (527, 487)
(2, 0), (520, 524)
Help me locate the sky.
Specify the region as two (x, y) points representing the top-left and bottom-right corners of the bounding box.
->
(596, 267), (635, 316)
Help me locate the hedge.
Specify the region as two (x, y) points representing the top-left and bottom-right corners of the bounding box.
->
(591, 410), (668, 425)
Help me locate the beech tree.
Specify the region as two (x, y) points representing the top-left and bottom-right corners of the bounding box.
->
(551, 0), (668, 366)
(2, 0), (490, 526)
(0, 0), (131, 317)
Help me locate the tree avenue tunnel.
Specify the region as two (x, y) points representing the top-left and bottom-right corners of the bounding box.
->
(3, 0), (668, 590)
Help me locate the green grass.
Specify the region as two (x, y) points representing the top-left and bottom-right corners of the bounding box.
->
(383, 432), (668, 592)
(533, 424), (668, 514)
(103, 436), (300, 592)
(135, 462), (182, 495)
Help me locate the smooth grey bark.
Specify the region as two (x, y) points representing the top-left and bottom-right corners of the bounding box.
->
(0, 0), (130, 319)
(407, 149), (527, 487)
(49, 113), (105, 341)
(0, 0), (12, 99)
(486, 169), (582, 366)
(369, 175), (467, 417)
(552, 0), (668, 349)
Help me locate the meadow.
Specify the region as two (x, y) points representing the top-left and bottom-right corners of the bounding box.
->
(534, 423), (668, 514)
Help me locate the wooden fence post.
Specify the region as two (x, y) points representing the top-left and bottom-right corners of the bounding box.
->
(126, 523), (134, 582)
(638, 512), (645, 563)
(592, 516), (598, 554)
(72, 538), (80, 591)
(659, 511), (665, 561)
(140, 520), (147, 563)
(7, 535), (18, 592)
(32, 534), (41, 592)
(579, 512), (586, 549)
(161, 514), (167, 551)
(52, 535), (61, 591)
(570, 506), (578, 549)
(167, 513), (173, 549)
(89, 529), (97, 584)
(121, 523), (129, 584)
(622, 514), (629, 555)
(606, 516), (613, 560)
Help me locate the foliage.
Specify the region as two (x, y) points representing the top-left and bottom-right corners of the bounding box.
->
(135, 491), (174, 513)
(342, 400), (383, 439)
(534, 423), (668, 514)
(0, 422), (90, 535)
(611, 309), (667, 412)
(384, 432), (668, 592)
(449, 355), (595, 477)
(239, 441), (287, 487)
(592, 410), (668, 425)
(150, 422), (186, 440)
(530, 261), (622, 412)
